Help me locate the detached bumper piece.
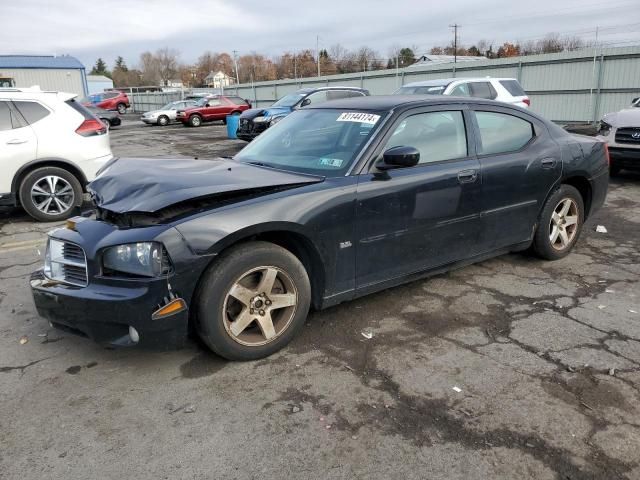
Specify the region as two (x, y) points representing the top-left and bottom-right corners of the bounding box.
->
(30, 269), (189, 349)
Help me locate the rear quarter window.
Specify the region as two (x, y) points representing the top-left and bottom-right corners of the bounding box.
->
(12, 101), (50, 125)
(499, 80), (526, 97)
(474, 111), (534, 155)
(227, 96), (250, 106)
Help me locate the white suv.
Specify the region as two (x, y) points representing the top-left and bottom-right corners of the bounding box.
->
(394, 77), (530, 108)
(0, 87), (113, 221)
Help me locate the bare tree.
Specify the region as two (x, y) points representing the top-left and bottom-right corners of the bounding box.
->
(156, 47), (180, 86)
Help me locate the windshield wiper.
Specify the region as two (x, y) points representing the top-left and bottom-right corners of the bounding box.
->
(245, 161), (271, 168)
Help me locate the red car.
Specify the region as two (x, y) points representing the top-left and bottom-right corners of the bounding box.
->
(176, 95), (251, 127)
(86, 91), (130, 114)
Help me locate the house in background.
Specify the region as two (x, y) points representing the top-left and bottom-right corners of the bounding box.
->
(205, 70), (234, 89)
(0, 55), (88, 96)
(86, 74), (113, 95)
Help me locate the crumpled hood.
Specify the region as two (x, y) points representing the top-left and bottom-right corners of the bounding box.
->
(240, 107), (291, 120)
(602, 108), (640, 127)
(88, 157), (324, 214)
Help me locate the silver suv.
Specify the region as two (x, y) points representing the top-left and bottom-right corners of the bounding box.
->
(597, 97), (640, 175)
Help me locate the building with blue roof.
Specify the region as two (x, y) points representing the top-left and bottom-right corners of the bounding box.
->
(0, 55), (88, 97)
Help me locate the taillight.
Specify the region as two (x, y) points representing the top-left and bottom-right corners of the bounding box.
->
(603, 142), (610, 166)
(75, 119), (107, 137)
(523, 98), (531, 107)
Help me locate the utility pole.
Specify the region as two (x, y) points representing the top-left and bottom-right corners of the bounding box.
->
(316, 35), (321, 77)
(232, 50), (240, 84)
(294, 51), (297, 82)
(449, 24), (460, 63)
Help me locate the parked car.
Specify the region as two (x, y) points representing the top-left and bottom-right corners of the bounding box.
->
(85, 91), (130, 114)
(0, 87), (113, 221)
(596, 97), (640, 174)
(86, 105), (121, 128)
(141, 100), (198, 126)
(30, 96), (608, 360)
(394, 77), (530, 108)
(237, 86), (369, 141)
(176, 95), (251, 127)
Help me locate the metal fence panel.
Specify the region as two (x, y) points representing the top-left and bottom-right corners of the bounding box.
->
(226, 46), (640, 122)
(129, 92), (182, 113)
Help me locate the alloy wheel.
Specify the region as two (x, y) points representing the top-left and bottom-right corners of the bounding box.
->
(222, 266), (298, 347)
(30, 175), (75, 216)
(549, 198), (579, 250)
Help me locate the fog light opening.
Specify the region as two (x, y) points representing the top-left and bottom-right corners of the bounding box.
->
(129, 326), (140, 343)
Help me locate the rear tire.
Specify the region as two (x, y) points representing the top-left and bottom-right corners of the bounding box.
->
(532, 185), (584, 260)
(18, 166), (83, 222)
(610, 165), (621, 176)
(189, 115), (202, 127)
(195, 241), (311, 361)
(116, 103), (127, 114)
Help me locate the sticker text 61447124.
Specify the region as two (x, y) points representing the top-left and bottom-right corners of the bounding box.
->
(337, 112), (381, 125)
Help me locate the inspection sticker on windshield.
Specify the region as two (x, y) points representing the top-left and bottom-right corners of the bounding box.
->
(319, 157), (344, 168)
(337, 112), (380, 125)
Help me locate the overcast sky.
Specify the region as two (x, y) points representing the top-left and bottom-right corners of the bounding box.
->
(2, 0), (639, 69)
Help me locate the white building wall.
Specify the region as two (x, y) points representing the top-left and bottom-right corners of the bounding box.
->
(0, 68), (85, 96)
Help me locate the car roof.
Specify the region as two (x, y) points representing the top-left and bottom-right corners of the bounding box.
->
(304, 94), (533, 114)
(402, 77), (517, 87)
(296, 86), (367, 94)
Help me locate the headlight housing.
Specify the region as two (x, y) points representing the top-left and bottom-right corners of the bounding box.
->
(253, 116), (269, 123)
(269, 115), (285, 125)
(599, 121), (611, 136)
(102, 242), (172, 278)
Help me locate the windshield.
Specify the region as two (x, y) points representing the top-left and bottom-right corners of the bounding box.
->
(272, 93), (306, 108)
(394, 85), (447, 95)
(235, 109), (384, 177)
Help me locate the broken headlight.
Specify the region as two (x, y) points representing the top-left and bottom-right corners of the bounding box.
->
(102, 242), (172, 277)
(598, 121), (611, 136)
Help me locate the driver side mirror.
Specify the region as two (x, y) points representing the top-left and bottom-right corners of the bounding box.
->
(300, 98), (311, 107)
(377, 146), (420, 170)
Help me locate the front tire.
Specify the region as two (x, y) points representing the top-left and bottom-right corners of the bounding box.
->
(18, 167), (83, 222)
(195, 241), (311, 361)
(189, 114), (202, 127)
(532, 185), (584, 260)
(157, 115), (169, 126)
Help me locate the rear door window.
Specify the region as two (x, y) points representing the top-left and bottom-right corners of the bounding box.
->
(0, 101), (12, 131)
(12, 101), (50, 125)
(449, 83), (471, 97)
(469, 82), (497, 99)
(499, 80), (526, 96)
(474, 111), (534, 155)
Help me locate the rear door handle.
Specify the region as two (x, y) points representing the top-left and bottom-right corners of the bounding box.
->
(541, 158), (557, 169)
(457, 169), (478, 183)
(6, 139), (28, 145)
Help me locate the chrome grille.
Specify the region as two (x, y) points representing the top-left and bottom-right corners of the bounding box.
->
(46, 238), (88, 287)
(615, 127), (640, 144)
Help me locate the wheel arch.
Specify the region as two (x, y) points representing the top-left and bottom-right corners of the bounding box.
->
(189, 225), (326, 313)
(12, 158), (88, 196)
(562, 175), (593, 218)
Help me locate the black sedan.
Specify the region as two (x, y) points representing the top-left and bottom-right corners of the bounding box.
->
(30, 96), (609, 360)
(86, 105), (121, 128)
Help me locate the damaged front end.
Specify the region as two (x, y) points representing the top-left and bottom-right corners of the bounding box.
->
(89, 157), (324, 227)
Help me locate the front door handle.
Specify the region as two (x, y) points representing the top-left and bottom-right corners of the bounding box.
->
(6, 139), (28, 145)
(457, 169), (478, 183)
(541, 158), (557, 169)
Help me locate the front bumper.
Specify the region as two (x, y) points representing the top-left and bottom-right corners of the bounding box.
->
(609, 147), (640, 170)
(141, 117), (157, 124)
(31, 269), (189, 348)
(237, 119), (269, 141)
(29, 220), (209, 350)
